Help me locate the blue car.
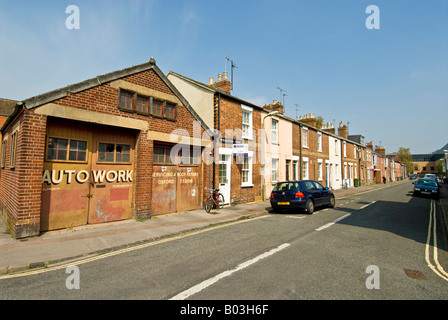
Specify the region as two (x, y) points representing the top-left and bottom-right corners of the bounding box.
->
(413, 178), (440, 199)
(270, 180), (335, 214)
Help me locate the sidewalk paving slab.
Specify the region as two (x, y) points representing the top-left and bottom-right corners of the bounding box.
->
(2, 179), (445, 276)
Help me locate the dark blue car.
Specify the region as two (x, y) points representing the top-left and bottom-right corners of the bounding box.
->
(413, 178), (440, 199)
(270, 180), (335, 214)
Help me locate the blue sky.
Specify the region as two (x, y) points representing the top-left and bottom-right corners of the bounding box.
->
(0, 0), (447, 154)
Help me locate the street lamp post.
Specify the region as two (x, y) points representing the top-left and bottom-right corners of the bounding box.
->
(262, 110), (280, 200)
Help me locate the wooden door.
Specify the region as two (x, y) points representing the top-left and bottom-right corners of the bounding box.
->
(40, 119), (93, 231)
(88, 127), (135, 224)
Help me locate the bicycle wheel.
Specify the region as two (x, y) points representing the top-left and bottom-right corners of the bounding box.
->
(205, 197), (213, 213)
(217, 193), (224, 209)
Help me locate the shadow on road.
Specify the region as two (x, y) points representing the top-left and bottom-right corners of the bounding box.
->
(335, 194), (447, 252)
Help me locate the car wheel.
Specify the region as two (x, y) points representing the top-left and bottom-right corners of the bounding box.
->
(328, 195), (335, 208)
(305, 199), (314, 214)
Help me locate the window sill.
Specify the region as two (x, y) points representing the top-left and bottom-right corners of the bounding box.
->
(241, 184), (253, 188)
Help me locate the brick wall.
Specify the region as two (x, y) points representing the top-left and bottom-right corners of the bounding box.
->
(0, 108), (46, 238)
(1, 68), (211, 237)
(213, 95), (262, 204)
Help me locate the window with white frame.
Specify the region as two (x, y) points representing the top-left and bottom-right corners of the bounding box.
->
(241, 153), (253, 187)
(302, 157), (309, 180)
(242, 105), (253, 140)
(343, 141), (347, 157)
(317, 132), (322, 152)
(318, 159), (323, 181)
(302, 127), (308, 148)
(354, 145), (357, 158)
(271, 119), (278, 144)
(293, 160), (298, 180)
(272, 158), (278, 182)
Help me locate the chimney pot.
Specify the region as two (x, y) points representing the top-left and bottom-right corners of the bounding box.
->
(209, 77), (213, 85)
(223, 72), (228, 80)
(218, 74), (222, 81)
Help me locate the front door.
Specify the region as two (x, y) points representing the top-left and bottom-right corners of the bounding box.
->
(219, 154), (231, 204)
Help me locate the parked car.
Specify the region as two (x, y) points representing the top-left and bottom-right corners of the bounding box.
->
(413, 178), (440, 199)
(423, 173), (437, 181)
(410, 173), (418, 180)
(270, 180), (335, 214)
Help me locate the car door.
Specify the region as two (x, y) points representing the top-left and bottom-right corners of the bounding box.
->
(313, 181), (330, 206)
(303, 181), (318, 205)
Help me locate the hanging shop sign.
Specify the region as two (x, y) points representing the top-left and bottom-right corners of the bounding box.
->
(233, 144), (248, 156)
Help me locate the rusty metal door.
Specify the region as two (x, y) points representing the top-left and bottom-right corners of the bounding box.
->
(176, 166), (200, 212)
(151, 165), (177, 215)
(151, 165), (200, 215)
(88, 127), (135, 224)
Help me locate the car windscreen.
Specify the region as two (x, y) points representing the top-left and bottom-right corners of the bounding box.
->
(417, 179), (437, 187)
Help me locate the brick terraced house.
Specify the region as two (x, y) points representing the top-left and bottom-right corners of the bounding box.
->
(168, 71), (263, 205)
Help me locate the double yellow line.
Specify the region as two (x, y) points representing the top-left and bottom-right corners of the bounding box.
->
(425, 199), (448, 282)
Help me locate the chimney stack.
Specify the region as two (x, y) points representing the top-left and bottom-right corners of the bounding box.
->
(375, 145), (386, 156)
(338, 122), (348, 139)
(298, 113), (317, 128)
(322, 122), (335, 134)
(263, 100), (284, 115)
(212, 72), (231, 93)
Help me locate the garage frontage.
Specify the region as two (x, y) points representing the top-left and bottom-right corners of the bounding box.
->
(40, 118), (136, 231)
(151, 144), (201, 215)
(0, 58), (212, 238)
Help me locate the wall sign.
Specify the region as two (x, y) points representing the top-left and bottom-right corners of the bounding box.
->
(42, 169), (133, 185)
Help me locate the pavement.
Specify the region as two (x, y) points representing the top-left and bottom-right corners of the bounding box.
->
(1, 178), (446, 276)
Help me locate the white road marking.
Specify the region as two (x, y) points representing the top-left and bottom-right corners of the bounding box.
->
(170, 243), (291, 300)
(360, 201), (376, 209)
(315, 222), (335, 231)
(315, 214), (351, 231)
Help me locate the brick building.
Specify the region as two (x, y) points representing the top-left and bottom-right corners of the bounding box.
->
(296, 114), (330, 185)
(0, 58), (212, 238)
(168, 71), (263, 205)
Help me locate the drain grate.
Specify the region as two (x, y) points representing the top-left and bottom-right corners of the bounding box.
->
(404, 269), (426, 280)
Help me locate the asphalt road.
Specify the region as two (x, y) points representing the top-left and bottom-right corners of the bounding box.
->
(1, 181), (448, 302)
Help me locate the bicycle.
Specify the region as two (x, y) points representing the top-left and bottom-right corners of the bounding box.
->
(205, 188), (224, 213)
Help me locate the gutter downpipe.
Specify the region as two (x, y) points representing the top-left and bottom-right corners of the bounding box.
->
(213, 93), (221, 192)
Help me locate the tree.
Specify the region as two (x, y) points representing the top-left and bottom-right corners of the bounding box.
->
(397, 147), (414, 174)
(316, 116), (324, 129)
